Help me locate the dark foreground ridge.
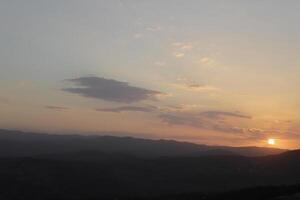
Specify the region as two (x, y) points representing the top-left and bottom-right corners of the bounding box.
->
(0, 129), (299, 200)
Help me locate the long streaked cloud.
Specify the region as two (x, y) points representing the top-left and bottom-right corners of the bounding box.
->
(212, 124), (246, 134)
(200, 111), (251, 119)
(45, 105), (70, 111)
(96, 105), (158, 113)
(172, 83), (219, 92)
(159, 113), (205, 128)
(172, 77), (219, 92)
(172, 42), (194, 51)
(62, 76), (163, 103)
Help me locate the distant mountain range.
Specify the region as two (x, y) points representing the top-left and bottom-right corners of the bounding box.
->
(0, 129), (287, 158)
(1, 129), (299, 200)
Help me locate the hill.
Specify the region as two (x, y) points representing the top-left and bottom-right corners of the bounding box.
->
(0, 129), (286, 157)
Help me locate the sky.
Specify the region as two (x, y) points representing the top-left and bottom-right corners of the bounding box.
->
(1, 0), (300, 149)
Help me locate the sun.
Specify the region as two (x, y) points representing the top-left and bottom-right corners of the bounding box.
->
(267, 138), (276, 145)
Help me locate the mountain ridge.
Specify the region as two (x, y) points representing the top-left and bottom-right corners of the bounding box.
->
(0, 129), (287, 157)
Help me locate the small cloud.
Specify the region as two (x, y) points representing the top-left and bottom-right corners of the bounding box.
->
(154, 61), (166, 67)
(188, 84), (218, 91)
(199, 57), (215, 65)
(173, 83), (219, 92)
(171, 42), (194, 59)
(95, 105), (158, 113)
(180, 44), (193, 51)
(171, 42), (193, 51)
(174, 52), (185, 58)
(172, 77), (219, 92)
(45, 106), (69, 111)
(248, 128), (265, 134)
(62, 76), (163, 103)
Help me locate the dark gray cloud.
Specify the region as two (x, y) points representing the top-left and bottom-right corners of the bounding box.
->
(63, 76), (162, 103)
(200, 111), (251, 119)
(96, 105), (158, 113)
(45, 105), (69, 111)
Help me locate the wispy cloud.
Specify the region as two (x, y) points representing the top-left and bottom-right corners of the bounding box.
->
(95, 105), (158, 113)
(159, 113), (204, 128)
(213, 124), (246, 134)
(172, 77), (219, 92)
(172, 83), (219, 92)
(172, 42), (194, 51)
(174, 52), (185, 58)
(62, 76), (163, 103)
(44, 105), (70, 111)
(154, 61), (166, 67)
(146, 26), (163, 32)
(158, 109), (252, 135)
(199, 57), (215, 65)
(200, 111), (251, 119)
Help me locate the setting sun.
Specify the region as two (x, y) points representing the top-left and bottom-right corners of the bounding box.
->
(268, 138), (276, 145)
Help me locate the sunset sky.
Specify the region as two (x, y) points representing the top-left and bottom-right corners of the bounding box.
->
(1, 0), (300, 149)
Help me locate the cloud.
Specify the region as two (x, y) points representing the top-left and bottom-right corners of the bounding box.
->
(172, 77), (219, 92)
(95, 105), (158, 113)
(200, 111), (251, 119)
(45, 105), (69, 111)
(171, 42), (194, 59)
(213, 124), (246, 134)
(158, 107), (298, 141)
(62, 76), (163, 103)
(159, 113), (204, 128)
(174, 52), (185, 58)
(154, 61), (166, 67)
(158, 109), (252, 136)
(199, 57), (215, 65)
(246, 128), (300, 141)
(173, 83), (219, 92)
(172, 42), (194, 51)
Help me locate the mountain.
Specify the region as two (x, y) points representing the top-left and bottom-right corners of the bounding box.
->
(0, 129), (299, 199)
(0, 150), (300, 199)
(0, 129), (286, 157)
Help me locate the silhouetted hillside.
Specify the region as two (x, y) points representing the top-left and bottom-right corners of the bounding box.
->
(0, 129), (286, 158)
(0, 129), (296, 200)
(0, 149), (300, 199)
